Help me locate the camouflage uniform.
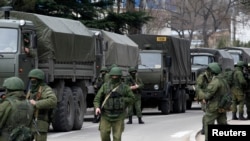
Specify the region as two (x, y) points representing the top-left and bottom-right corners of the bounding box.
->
(198, 63), (228, 141)
(0, 77), (34, 141)
(195, 69), (212, 134)
(93, 67), (135, 141)
(231, 61), (247, 120)
(27, 69), (57, 141)
(125, 67), (144, 124)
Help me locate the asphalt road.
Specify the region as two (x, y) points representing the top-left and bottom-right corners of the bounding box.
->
(47, 102), (205, 141)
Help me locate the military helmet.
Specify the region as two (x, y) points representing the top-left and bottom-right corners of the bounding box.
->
(100, 67), (108, 72)
(129, 67), (137, 73)
(3, 76), (25, 90)
(109, 67), (122, 76)
(208, 62), (221, 74)
(28, 69), (45, 80)
(235, 61), (245, 67)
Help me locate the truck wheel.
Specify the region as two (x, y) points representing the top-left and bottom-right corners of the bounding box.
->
(72, 86), (85, 130)
(181, 89), (186, 113)
(52, 87), (75, 132)
(160, 100), (170, 115)
(173, 89), (182, 113)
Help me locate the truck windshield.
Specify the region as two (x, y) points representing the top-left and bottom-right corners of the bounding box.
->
(0, 28), (18, 53)
(139, 53), (161, 69)
(191, 55), (214, 65)
(229, 53), (240, 64)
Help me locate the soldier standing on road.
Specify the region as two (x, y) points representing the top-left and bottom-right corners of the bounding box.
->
(26, 69), (57, 141)
(93, 66), (109, 123)
(125, 67), (144, 124)
(195, 67), (212, 134)
(231, 61), (247, 120)
(0, 77), (34, 141)
(93, 67), (135, 141)
(198, 62), (228, 141)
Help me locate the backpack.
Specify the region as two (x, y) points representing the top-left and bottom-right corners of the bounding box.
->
(224, 70), (234, 87)
(218, 78), (232, 112)
(5, 97), (34, 141)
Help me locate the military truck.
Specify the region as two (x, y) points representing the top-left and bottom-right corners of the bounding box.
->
(220, 46), (250, 64)
(128, 34), (191, 114)
(186, 47), (234, 109)
(0, 8), (100, 132)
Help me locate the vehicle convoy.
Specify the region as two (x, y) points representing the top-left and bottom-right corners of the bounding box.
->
(128, 34), (191, 114)
(186, 47), (234, 109)
(0, 7), (140, 132)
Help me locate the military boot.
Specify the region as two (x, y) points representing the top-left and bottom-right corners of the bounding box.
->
(232, 112), (238, 120)
(127, 116), (132, 124)
(239, 113), (247, 120)
(138, 117), (144, 124)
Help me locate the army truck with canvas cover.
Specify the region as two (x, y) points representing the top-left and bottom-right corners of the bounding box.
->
(128, 34), (191, 114)
(187, 47), (234, 109)
(0, 8), (98, 132)
(220, 47), (250, 64)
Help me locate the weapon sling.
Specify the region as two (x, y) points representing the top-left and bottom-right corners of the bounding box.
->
(101, 84), (120, 109)
(26, 86), (42, 136)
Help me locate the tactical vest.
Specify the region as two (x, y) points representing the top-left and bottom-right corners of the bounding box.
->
(102, 82), (126, 117)
(4, 97), (34, 131)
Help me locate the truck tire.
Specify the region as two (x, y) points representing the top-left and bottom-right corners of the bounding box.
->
(160, 100), (170, 115)
(72, 86), (85, 130)
(173, 89), (182, 113)
(52, 87), (75, 132)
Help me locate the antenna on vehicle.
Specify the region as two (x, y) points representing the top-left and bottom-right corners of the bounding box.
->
(0, 6), (13, 19)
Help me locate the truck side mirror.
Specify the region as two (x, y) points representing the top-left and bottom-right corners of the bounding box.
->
(166, 56), (172, 67)
(32, 34), (37, 49)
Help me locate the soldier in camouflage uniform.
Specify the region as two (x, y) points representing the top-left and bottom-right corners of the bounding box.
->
(27, 69), (57, 141)
(198, 62), (228, 141)
(195, 68), (212, 134)
(231, 61), (247, 120)
(0, 77), (34, 141)
(93, 67), (135, 141)
(125, 67), (144, 124)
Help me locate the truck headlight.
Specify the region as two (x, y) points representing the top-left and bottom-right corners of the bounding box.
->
(154, 84), (159, 90)
(19, 20), (26, 26)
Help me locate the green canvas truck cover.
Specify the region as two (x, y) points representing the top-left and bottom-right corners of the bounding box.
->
(90, 29), (140, 67)
(0, 11), (95, 62)
(102, 30), (140, 67)
(128, 34), (191, 83)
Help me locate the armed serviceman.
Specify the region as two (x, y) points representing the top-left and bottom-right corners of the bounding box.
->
(26, 69), (57, 141)
(244, 63), (250, 120)
(195, 67), (212, 134)
(0, 77), (34, 141)
(93, 66), (135, 141)
(125, 67), (144, 124)
(198, 62), (228, 141)
(231, 61), (247, 120)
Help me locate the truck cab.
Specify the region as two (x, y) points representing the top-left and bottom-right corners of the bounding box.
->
(0, 12), (36, 94)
